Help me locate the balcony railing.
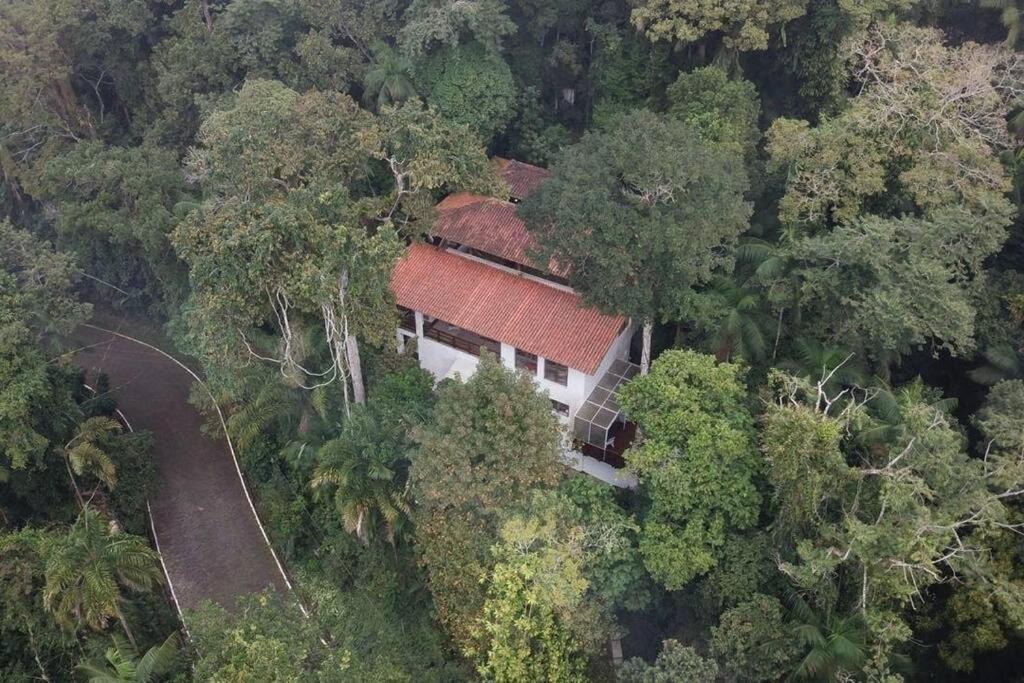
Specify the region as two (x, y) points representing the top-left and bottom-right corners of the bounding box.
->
(423, 318), (500, 357)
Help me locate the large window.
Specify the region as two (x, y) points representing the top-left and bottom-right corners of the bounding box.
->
(515, 348), (538, 374)
(423, 317), (500, 357)
(544, 359), (568, 385)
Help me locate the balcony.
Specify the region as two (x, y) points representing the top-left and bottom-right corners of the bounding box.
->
(422, 317), (501, 357)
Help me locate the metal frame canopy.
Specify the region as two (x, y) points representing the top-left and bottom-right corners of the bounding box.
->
(573, 358), (639, 447)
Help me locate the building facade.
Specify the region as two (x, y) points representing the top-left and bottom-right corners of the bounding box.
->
(389, 158), (638, 483)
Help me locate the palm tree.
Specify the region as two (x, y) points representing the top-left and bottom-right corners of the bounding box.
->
(62, 416), (121, 507)
(362, 41), (418, 111)
(310, 408), (412, 546)
(43, 506), (162, 647)
(788, 594), (867, 681)
(969, 343), (1023, 386)
(858, 379), (958, 449)
(781, 337), (867, 391)
(77, 632), (179, 682)
(705, 275), (772, 363)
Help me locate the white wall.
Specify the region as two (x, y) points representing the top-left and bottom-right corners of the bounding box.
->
(399, 315), (633, 419)
(584, 322), (634, 396)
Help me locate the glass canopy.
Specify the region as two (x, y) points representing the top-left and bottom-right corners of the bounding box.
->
(573, 358), (639, 447)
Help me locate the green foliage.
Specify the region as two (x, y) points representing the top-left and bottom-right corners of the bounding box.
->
(791, 209), (1006, 359)
(761, 401), (846, 539)
(787, 594), (868, 682)
(311, 406), (413, 545)
(411, 353), (563, 651)
(189, 592), (351, 681)
(362, 41), (418, 111)
(38, 142), (192, 313)
(77, 632), (180, 683)
(711, 594), (799, 682)
(399, 0), (516, 56)
(0, 528), (80, 680)
(619, 640), (719, 682)
(418, 42), (518, 143)
(43, 506), (162, 641)
(520, 110), (751, 331)
(665, 66), (761, 160)
(619, 350), (761, 589)
(629, 0), (809, 50)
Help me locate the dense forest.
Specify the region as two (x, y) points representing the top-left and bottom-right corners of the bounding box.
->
(3, 0), (1024, 680)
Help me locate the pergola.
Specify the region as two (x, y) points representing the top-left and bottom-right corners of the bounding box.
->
(573, 358), (639, 448)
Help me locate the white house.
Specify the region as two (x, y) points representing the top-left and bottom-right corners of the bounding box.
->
(389, 158), (639, 482)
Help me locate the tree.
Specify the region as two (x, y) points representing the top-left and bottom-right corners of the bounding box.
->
(362, 41), (417, 111)
(174, 79), (397, 408)
(628, 0), (809, 51)
(398, 0), (516, 56)
(43, 506), (161, 647)
(189, 591), (351, 681)
(711, 594), (799, 682)
(787, 594), (868, 682)
(520, 110), (751, 373)
(790, 209), (1006, 360)
(411, 354), (563, 651)
(0, 528), (79, 681)
(768, 370), (1024, 676)
(769, 23), (1022, 232)
(665, 65), (761, 161)
(38, 142), (192, 313)
(62, 416), (122, 507)
(77, 632), (180, 683)
(311, 406), (412, 546)
(619, 640), (719, 683)
(1, 221), (89, 481)
(618, 350), (761, 589)
(418, 42), (518, 143)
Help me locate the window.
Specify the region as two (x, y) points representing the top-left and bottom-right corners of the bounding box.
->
(544, 359), (568, 385)
(550, 399), (569, 417)
(515, 348), (538, 374)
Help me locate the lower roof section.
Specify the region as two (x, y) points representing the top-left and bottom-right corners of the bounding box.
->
(390, 242), (625, 375)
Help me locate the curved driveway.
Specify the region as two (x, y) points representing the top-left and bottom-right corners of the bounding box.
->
(73, 324), (289, 613)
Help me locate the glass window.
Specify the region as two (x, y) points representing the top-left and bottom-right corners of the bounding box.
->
(515, 348), (538, 374)
(544, 359), (568, 385)
(550, 399), (570, 416)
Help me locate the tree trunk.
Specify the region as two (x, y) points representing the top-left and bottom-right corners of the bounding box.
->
(64, 457), (84, 509)
(640, 321), (653, 375)
(199, 0), (213, 31)
(346, 333), (366, 405)
(114, 603), (137, 649)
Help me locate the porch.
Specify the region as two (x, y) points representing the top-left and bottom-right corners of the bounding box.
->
(572, 358), (639, 469)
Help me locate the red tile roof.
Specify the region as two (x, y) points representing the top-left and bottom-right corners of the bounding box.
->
(391, 243), (625, 374)
(494, 157), (550, 199)
(434, 193), (539, 268)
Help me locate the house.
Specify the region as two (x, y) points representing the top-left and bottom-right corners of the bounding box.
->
(390, 158), (639, 483)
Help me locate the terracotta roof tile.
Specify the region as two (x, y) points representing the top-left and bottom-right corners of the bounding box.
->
(433, 194), (540, 268)
(494, 157), (550, 199)
(391, 243), (624, 374)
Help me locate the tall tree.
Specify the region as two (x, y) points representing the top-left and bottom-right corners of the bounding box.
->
(43, 507), (162, 647)
(411, 354), (563, 652)
(628, 0), (809, 51)
(619, 350), (762, 589)
(520, 110), (751, 372)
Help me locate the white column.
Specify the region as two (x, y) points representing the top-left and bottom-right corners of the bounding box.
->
(500, 343), (516, 369)
(537, 356), (546, 379)
(414, 311), (424, 337)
